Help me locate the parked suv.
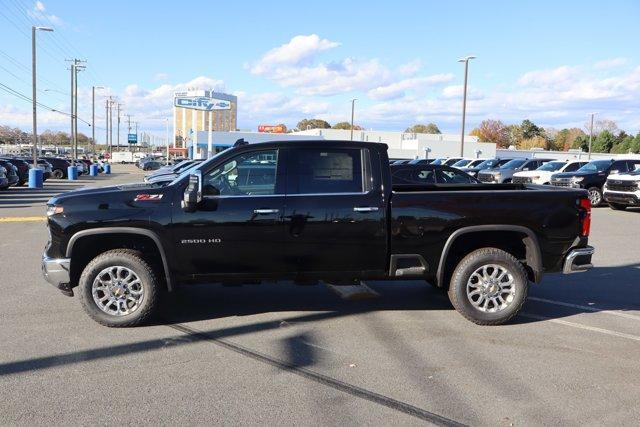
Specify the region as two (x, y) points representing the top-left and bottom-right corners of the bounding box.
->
(512, 160), (588, 185)
(0, 159), (19, 187)
(603, 160), (640, 210)
(478, 158), (552, 183)
(461, 158), (511, 177)
(550, 159), (639, 206)
(41, 157), (72, 179)
(0, 165), (9, 189)
(0, 157), (30, 186)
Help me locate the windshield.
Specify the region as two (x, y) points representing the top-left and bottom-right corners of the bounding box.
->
(537, 161), (566, 172)
(499, 159), (527, 169)
(452, 159), (472, 167)
(577, 160), (611, 173)
(474, 158), (499, 169)
(466, 159), (485, 168)
(430, 158), (446, 165)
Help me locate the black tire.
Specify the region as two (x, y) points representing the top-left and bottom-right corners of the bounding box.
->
(587, 187), (603, 207)
(78, 249), (160, 327)
(52, 168), (65, 179)
(16, 179), (25, 187)
(609, 203), (627, 211)
(448, 248), (529, 326)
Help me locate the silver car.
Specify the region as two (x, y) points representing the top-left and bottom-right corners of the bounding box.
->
(478, 158), (553, 183)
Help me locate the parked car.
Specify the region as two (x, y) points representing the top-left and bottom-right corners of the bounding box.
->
(478, 158), (552, 183)
(603, 161), (640, 210)
(451, 158), (486, 170)
(0, 160), (20, 187)
(41, 157), (72, 179)
(431, 157), (464, 166)
(142, 160), (163, 171)
(512, 160), (588, 185)
(0, 165), (9, 189)
(391, 164), (481, 185)
(43, 140), (594, 327)
(461, 158), (512, 177)
(392, 159), (412, 165)
(15, 157), (52, 180)
(551, 159), (640, 206)
(144, 159), (204, 182)
(0, 157), (30, 186)
(407, 158), (436, 165)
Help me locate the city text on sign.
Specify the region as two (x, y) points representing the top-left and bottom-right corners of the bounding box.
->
(174, 96), (232, 111)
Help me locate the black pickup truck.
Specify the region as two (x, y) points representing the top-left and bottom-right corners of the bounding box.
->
(42, 140), (594, 327)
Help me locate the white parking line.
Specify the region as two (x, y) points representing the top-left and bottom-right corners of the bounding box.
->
(529, 296), (640, 321)
(520, 312), (640, 343)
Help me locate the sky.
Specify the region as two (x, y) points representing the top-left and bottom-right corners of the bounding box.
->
(0, 0), (639, 142)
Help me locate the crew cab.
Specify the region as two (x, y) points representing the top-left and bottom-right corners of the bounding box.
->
(512, 160), (588, 185)
(603, 160), (640, 210)
(551, 159), (639, 206)
(42, 140), (594, 327)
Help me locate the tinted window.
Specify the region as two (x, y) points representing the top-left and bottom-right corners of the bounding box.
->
(292, 148), (365, 194)
(392, 167), (436, 184)
(203, 150), (278, 196)
(562, 162), (582, 172)
(437, 169), (476, 183)
(537, 161), (565, 171)
(499, 159), (527, 169)
(475, 158), (500, 169)
(611, 161), (628, 173)
(577, 160), (611, 173)
(628, 161), (640, 172)
(452, 159), (472, 167)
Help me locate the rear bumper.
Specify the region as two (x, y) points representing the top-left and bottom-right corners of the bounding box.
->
(42, 256), (73, 296)
(563, 246), (594, 274)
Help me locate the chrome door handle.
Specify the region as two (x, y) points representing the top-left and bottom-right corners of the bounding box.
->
(253, 208), (279, 214)
(353, 206), (379, 212)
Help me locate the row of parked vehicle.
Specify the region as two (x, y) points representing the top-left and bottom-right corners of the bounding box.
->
(390, 156), (640, 209)
(0, 155), (110, 189)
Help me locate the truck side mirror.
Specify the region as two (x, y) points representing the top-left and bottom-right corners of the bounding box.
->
(182, 171), (202, 212)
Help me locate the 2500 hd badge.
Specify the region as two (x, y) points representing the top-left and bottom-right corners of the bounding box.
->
(181, 238), (222, 244)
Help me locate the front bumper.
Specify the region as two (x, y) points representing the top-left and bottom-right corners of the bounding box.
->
(604, 191), (640, 206)
(42, 256), (73, 296)
(563, 246), (594, 274)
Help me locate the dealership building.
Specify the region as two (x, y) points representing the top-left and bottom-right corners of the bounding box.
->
(172, 90), (237, 157)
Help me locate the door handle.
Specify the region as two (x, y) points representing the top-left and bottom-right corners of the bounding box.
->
(353, 206), (379, 212)
(253, 208), (280, 214)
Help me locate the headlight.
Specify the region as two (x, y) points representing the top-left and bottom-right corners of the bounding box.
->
(46, 205), (64, 216)
(571, 177), (584, 183)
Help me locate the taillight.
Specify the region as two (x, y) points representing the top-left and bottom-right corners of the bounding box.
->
(579, 197), (591, 237)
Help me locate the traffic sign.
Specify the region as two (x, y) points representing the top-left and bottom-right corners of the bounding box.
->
(128, 133), (138, 144)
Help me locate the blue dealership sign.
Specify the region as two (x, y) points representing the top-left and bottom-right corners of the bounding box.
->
(174, 96), (231, 111)
(128, 133), (137, 143)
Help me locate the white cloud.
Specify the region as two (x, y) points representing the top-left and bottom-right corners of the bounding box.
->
(28, 1), (65, 27)
(398, 59), (423, 76)
(518, 66), (579, 88)
(368, 73), (454, 101)
(250, 34), (340, 75)
(594, 57), (628, 70)
(35, 1), (45, 12)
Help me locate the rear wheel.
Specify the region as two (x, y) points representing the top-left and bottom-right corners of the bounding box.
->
(52, 168), (65, 179)
(587, 187), (603, 206)
(79, 249), (160, 327)
(609, 203), (627, 211)
(448, 248), (528, 325)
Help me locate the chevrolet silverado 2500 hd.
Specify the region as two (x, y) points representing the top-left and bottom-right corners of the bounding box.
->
(42, 140), (594, 327)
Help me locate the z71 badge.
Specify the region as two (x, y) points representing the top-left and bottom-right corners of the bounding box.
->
(134, 194), (163, 202)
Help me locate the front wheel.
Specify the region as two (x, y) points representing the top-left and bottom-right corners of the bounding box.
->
(588, 187), (603, 207)
(79, 249), (160, 327)
(52, 168), (65, 179)
(448, 248), (529, 325)
(609, 203), (627, 211)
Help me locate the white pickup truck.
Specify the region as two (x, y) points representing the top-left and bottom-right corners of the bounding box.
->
(603, 164), (640, 210)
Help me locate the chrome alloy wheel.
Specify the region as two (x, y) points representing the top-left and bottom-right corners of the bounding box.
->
(92, 266), (144, 316)
(588, 188), (601, 206)
(466, 264), (516, 313)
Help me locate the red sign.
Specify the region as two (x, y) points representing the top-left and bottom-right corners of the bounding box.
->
(104, 152), (111, 159)
(258, 124), (286, 133)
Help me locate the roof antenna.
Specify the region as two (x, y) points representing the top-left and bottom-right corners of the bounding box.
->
(234, 138), (248, 147)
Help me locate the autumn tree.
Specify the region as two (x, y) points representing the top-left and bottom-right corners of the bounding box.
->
(297, 118), (331, 130)
(404, 123), (441, 134)
(469, 119), (509, 147)
(332, 122), (363, 130)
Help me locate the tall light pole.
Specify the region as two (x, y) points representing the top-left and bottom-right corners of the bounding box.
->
(31, 26), (54, 170)
(350, 98), (357, 141)
(164, 118), (170, 165)
(458, 55), (476, 157)
(92, 86), (104, 154)
(588, 112), (596, 159)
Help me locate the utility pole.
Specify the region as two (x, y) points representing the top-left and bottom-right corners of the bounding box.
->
(66, 58), (85, 159)
(458, 55), (476, 157)
(588, 113), (596, 159)
(92, 86), (104, 154)
(165, 118), (170, 165)
(70, 63), (75, 158)
(105, 98), (110, 156)
(108, 97), (114, 157)
(350, 98), (357, 141)
(116, 103), (122, 150)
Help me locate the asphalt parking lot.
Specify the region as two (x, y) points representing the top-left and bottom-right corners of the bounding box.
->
(1, 164), (639, 426)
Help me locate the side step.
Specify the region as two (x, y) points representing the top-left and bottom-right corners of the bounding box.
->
(390, 254), (428, 277)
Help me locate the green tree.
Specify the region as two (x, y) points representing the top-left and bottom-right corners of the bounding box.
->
(630, 133), (640, 154)
(610, 135), (633, 154)
(591, 130), (616, 153)
(404, 123), (441, 134)
(571, 135), (590, 151)
(297, 118), (331, 130)
(520, 119), (543, 140)
(332, 121), (363, 130)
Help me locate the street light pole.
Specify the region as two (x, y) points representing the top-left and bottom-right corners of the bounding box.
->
(164, 118), (170, 165)
(350, 98), (357, 141)
(588, 113), (596, 160)
(92, 86), (104, 155)
(458, 55), (476, 157)
(31, 26), (53, 168)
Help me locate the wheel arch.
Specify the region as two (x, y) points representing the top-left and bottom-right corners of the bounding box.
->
(436, 225), (543, 288)
(66, 227), (174, 291)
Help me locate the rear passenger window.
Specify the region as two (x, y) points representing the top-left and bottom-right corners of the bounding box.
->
(291, 148), (368, 194)
(611, 161), (628, 173)
(564, 162), (580, 172)
(628, 161), (640, 172)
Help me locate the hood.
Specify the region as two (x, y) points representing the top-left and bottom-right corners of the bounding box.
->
(49, 182), (163, 204)
(552, 171), (596, 179)
(607, 172), (640, 182)
(513, 170), (550, 178)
